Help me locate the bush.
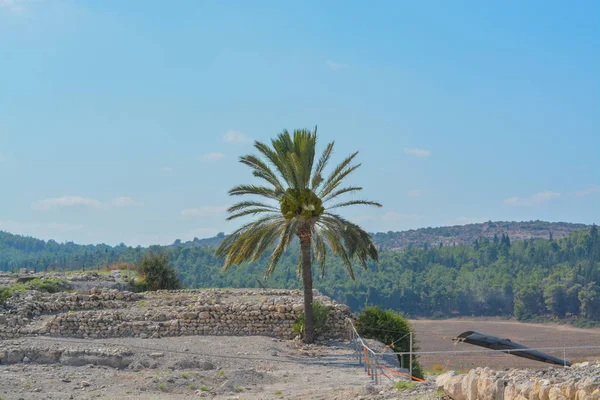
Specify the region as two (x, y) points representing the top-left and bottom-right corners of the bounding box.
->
(128, 277), (149, 293)
(137, 251), (180, 291)
(355, 306), (424, 379)
(29, 278), (70, 293)
(293, 301), (329, 338)
(0, 287), (13, 305)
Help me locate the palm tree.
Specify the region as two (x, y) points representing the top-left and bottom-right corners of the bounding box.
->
(216, 128), (381, 343)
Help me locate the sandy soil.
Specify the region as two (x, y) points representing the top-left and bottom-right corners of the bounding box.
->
(411, 318), (600, 370)
(0, 336), (435, 400)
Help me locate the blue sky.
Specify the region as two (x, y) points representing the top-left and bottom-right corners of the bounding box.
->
(0, 0), (598, 246)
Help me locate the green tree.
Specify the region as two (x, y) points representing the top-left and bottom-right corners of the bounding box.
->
(216, 128), (381, 343)
(579, 283), (600, 320)
(138, 251), (181, 291)
(355, 306), (424, 379)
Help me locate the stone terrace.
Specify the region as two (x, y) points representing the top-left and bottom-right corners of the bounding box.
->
(0, 278), (351, 341)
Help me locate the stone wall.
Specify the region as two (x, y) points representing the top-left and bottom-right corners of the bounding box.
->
(437, 363), (600, 400)
(0, 287), (351, 341)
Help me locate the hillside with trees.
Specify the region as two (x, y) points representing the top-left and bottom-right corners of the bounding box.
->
(0, 222), (598, 323)
(167, 220), (588, 251)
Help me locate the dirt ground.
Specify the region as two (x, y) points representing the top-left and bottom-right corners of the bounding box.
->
(411, 318), (600, 371)
(0, 335), (435, 400)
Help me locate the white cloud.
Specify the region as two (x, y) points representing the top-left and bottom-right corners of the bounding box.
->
(223, 130), (252, 144)
(408, 189), (421, 197)
(326, 60), (348, 70)
(33, 195), (144, 210)
(161, 166), (174, 173)
(575, 185), (600, 197)
(504, 191), (561, 207)
(444, 217), (489, 226)
(0, 0), (25, 12)
(181, 206), (228, 218)
(33, 196), (103, 211)
(381, 212), (422, 222)
(404, 148), (431, 158)
(111, 197), (144, 207)
(197, 152), (225, 162)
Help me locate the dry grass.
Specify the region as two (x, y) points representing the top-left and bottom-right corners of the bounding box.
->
(103, 262), (135, 271)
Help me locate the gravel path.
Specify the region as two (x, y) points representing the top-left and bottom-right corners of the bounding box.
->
(0, 336), (437, 400)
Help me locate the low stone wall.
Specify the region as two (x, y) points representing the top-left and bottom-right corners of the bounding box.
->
(1, 287), (351, 341)
(437, 363), (600, 400)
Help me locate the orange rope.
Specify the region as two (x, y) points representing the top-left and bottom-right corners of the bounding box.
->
(362, 345), (424, 382)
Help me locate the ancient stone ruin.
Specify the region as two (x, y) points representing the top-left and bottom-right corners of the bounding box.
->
(0, 272), (351, 342)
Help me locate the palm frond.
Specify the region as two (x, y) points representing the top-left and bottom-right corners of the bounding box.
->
(318, 151), (360, 198)
(327, 200), (382, 210)
(216, 216), (284, 271)
(226, 209), (279, 221)
(322, 186), (363, 202)
(293, 128), (316, 188)
(320, 213), (379, 263)
(265, 220), (297, 278)
(319, 226), (355, 279)
(239, 155), (284, 191)
(311, 141), (334, 190)
(319, 164), (360, 199)
(228, 201), (278, 213)
(311, 230), (328, 278)
(254, 141), (295, 188)
(229, 185), (279, 200)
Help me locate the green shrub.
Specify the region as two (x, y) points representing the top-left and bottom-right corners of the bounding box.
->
(29, 278), (70, 293)
(128, 277), (149, 293)
(355, 306), (424, 379)
(137, 251), (180, 291)
(394, 381), (416, 391)
(293, 301), (329, 338)
(0, 287), (13, 305)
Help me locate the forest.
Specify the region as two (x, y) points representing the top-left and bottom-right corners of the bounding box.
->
(0, 224), (598, 322)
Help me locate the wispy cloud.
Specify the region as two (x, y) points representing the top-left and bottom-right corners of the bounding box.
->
(408, 189), (421, 197)
(33, 196), (103, 211)
(444, 216), (489, 226)
(575, 185), (600, 197)
(181, 206), (228, 218)
(161, 166), (174, 174)
(197, 152), (225, 162)
(504, 191), (560, 207)
(223, 130), (252, 144)
(0, 0), (25, 12)
(326, 60), (348, 70)
(111, 197), (144, 207)
(404, 148), (431, 158)
(33, 196), (144, 211)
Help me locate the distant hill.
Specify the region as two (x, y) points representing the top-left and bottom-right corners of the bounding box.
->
(169, 220), (589, 251)
(167, 233), (226, 249)
(1, 222), (599, 322)
(369, 220), (589, 250)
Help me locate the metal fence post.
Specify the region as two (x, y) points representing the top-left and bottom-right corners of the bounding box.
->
(409, 331), (413, 381)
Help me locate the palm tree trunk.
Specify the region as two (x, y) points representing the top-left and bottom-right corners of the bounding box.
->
(298, 225), (314, 344)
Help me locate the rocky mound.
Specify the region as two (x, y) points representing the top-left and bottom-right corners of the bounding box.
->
(437, 362), (600, 400)
(0, 271), (351, 342)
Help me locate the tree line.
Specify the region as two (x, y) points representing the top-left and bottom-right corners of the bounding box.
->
(1, 225), (598, 321)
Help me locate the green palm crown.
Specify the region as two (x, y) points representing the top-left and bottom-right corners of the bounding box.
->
(215, 127), (382, 279)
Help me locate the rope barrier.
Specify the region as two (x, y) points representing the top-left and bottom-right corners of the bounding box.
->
(346, 318), (424, 383)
